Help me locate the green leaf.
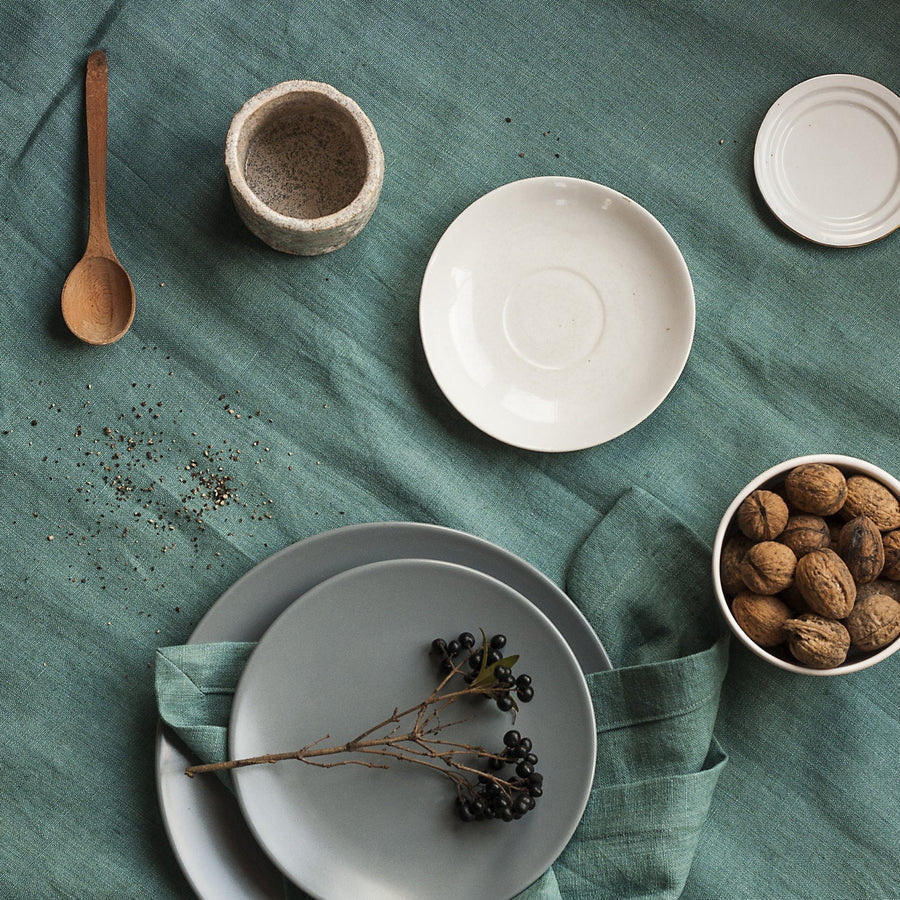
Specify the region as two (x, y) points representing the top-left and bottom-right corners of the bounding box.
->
(495, 654), (520, 671)
(473, 654), (520, 688)
(477, 629), (489, 678)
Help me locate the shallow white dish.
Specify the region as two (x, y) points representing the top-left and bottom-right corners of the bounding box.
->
(419, 177), (695, 452)
(230, 558), (596, 899)
(754, 74), (900, 247)
(155, 522), (610, 899)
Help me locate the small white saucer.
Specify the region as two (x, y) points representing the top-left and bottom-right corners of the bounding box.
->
(754, 74), (900, 247)
(419, 177), (695, 452)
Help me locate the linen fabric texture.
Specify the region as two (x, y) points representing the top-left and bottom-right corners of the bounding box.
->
(2, 0), (899, 896)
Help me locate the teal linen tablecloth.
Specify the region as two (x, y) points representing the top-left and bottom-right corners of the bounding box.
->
(2, 1), (899, 897)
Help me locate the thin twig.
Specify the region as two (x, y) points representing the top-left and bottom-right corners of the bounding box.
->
(183, 635), (524, 812)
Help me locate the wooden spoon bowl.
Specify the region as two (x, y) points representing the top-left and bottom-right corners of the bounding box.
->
(62, 254), (134, 344)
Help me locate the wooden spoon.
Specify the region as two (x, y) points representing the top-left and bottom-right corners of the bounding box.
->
(61, 50), (135, 345)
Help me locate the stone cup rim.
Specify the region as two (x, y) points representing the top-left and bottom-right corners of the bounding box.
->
(224, 79), (385, 234)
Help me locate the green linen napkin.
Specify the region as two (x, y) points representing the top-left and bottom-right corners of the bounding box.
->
(156, 487), (729, 898)
(548, 488), (729, 899)
(155, 641), (256, 783)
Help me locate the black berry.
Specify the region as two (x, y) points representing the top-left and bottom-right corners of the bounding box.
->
(512, 794), (530, 815)
(457, 800), (475, 822)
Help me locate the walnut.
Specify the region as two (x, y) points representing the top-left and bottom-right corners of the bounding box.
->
(856, 579), (900, 604)
(881, 530), (900, 580)
(740, 541), (796, 595)
(732, 592), (791, 647)
(836, 515), (884, 584)
(778, 514), (831, 557)
(841, 475), (900, 531)
(794, 548), (856, 618)
(736, 490), (789, 541)
(778, 583), (812, 615)
(844, 593), (900, 652)
(827, 517), (843, 545)
(784, 614), (850, 668)
(784, 463), (847, 516)
(720, 533), (752, 596)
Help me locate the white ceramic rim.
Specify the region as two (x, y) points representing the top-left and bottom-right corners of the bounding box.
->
(419, 176), (695, 452)
(753, 74), (900, 247)
(712, 454), (900, 675)
(224, 79), (385, 234)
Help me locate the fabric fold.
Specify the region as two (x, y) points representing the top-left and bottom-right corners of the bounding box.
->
(155, 641), (256, 769)
(567, 487), (726, 667)
(536, 487), (730, 899)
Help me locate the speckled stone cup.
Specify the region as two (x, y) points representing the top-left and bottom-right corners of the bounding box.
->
(225, 80), (384, 255)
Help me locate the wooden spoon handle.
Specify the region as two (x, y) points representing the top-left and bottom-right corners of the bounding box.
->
(85, 50), (112, 255)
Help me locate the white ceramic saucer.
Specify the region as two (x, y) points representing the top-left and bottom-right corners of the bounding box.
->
(754, 74), (900, 246)
(419, 177), (695, 452)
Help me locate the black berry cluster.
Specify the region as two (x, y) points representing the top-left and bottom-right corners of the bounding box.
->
(456, 729), (543, 822)
(430, 631), (535, 711)
(429, 631), (542, 824)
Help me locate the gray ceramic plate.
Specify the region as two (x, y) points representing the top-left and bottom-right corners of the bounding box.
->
(230, 558), (597, 899)
(155, 522), (611, 899)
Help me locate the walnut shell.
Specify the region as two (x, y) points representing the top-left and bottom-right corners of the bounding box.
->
(732, 592), (791, 647)
(827, 517), (843, 545)
(784, 614), (850, 668)
(836, 515), (884, 584)
(844, 593), (900, 652)
(784, 463), (847, 516)
(881, 530), (900, 581)
(841, 475), (900, 531)
(778, 514), (831, 557)
(778, 584), (812, 615)
(794, 548), (856, 618)
(740, 541), (796, 595)
(856, 579), (900, 604)
(736, 490), (789, 541)
(720, 533), (752, 596)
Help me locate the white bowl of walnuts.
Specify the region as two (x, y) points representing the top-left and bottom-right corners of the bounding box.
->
(713, 454), (900, 674)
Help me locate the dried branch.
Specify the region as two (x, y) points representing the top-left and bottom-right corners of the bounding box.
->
(184, 630), (542, 823)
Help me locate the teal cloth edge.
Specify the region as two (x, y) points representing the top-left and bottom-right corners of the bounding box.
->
(589, 642), (729, 734)
(155, 642), (256, 782)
